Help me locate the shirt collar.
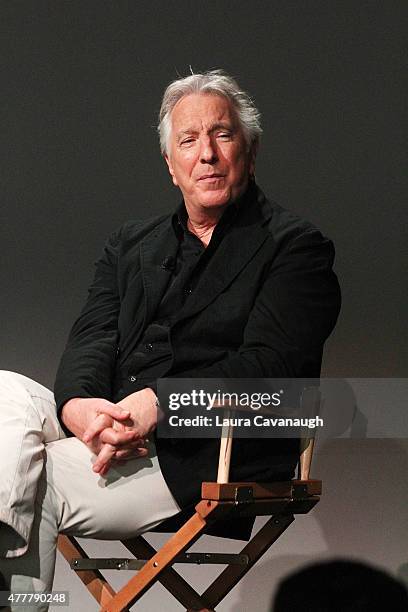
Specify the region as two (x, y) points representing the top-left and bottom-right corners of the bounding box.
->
(171, 180), (256, 240)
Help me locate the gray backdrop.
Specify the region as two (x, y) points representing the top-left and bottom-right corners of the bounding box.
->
(1, 2), (407, 610)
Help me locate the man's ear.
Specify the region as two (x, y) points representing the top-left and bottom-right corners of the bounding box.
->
(164, 154), (178, 187)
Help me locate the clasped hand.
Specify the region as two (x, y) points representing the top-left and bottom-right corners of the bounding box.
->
(61, 389), (159, 476)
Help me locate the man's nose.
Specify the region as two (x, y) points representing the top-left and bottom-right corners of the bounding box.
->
(199, 136), (218, 164)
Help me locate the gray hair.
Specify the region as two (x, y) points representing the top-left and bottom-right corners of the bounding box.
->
(158, 69), (262, 156)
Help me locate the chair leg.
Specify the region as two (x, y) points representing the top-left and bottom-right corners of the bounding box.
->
(102, 502), (218, 612)
(202, 514), (295, 609)
(57, 535), (118, 609)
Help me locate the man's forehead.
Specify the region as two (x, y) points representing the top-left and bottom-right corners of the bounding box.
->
(171, 93), (238, 131)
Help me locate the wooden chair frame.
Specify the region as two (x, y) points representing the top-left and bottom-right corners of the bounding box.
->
(57, 389), (321, 611)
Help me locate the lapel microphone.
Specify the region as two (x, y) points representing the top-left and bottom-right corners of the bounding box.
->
(161, 256), (175, 271)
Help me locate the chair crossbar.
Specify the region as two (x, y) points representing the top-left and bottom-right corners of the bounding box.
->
(71, 551), (249, 571)
(124, 535), (214, 610)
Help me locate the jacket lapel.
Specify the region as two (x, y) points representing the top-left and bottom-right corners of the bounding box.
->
(140, 219), (180, 324)
(174, 188), (273, 323)
(120, 218), (179, 364)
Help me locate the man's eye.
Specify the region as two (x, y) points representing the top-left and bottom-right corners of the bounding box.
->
(217, 132), (232, 140)
(180, 138), (195, 146)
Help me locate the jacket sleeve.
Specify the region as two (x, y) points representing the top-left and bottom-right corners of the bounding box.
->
(54, 227), (122, 416)
(169, 229), (341, 380)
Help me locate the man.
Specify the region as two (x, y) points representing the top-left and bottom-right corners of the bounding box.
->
(0, 70), (341, 601)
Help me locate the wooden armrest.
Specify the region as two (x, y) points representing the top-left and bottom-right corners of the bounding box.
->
(201, 480), (322, 500)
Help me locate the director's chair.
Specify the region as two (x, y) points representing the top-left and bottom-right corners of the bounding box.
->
(57, 388), (321, 611)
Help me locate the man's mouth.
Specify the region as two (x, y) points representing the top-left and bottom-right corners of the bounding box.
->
(198, 174), (224, 181)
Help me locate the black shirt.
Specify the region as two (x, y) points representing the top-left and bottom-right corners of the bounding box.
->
(121, 199), (239, 393)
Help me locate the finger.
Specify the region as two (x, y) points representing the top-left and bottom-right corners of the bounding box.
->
(110, 451), (149, 468)
(96, 446), (149, 472)
(92, 443), (116, 473)
(116, 438), (147, 450)
(111, 421), (145, 440)
(97, 403), (131, 421)
(83, 414), (112, 443)
(113, 449), (133, 459)
(132, 447), (149, 457)
(99, 427), (138, 446)
(114, 446), (148, 459)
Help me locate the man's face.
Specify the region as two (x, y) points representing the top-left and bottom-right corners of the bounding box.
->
(165, 93), (256, 215)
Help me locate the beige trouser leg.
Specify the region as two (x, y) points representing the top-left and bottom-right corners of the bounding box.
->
(0, 371), (63, 559)
(0, 371), (180, 610)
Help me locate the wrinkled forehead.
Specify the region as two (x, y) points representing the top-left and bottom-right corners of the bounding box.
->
(170, 93), (241, 135)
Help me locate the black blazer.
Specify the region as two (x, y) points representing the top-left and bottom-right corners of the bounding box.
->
(55, 184), (341, 537)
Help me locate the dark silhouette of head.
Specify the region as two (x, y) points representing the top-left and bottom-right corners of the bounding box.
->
(273, 559), (408, 611)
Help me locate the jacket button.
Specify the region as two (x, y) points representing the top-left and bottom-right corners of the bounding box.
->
(129, 376), (137, 382)
(145, 343), (154, 351)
